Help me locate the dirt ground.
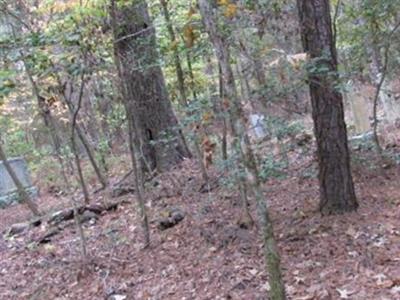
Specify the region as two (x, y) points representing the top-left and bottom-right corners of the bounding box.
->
(1, 144), (400, 299)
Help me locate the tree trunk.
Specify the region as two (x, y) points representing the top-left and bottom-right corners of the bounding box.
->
(218, 63), (228, 161)
(110, 0), (150, 248)
(56, 143), (89, 268)
(22, 59), (63, 154)
(49, 62), (108, 189)
(160, 0), (208, 183)
(127, 115), (150, 248)
(296, 0), (358, 214)
(112, 0), (190, 173)
(198, 1), (286, 298)
(74, 123), (107, 189)
(160, 0), (188, 107)
(71, 66), (90, 204)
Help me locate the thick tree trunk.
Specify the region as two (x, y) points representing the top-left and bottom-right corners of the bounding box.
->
(110, 0), (150, 248)
(296, 0), (358, 214)
(112, 0), (190, 173)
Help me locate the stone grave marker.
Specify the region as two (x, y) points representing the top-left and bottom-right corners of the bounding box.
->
(249, 113), (267, 139)
(0, 157), (38, 208)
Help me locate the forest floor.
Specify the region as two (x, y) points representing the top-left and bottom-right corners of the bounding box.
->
(1, 138), (400, 299)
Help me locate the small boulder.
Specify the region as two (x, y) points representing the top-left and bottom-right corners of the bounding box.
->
(349, 131), (374, 150)
(295, 132), (313, 146)
(30, 217), (42, 227)
(111, 185), (135, 198)
(37, 227), (60, 244)
(6, 222), (30, 236)
(85, 203), (105, 214)
(157, 207), (185, 231)
(170, 208), (185, 223)
(48, 209), (74, 225)
(80, 210), (98, 224)
(236, 213), (254, 229)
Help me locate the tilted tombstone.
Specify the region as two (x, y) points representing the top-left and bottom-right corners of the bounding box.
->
(249, 113), (267, 139)
(0, 157), (38, 208)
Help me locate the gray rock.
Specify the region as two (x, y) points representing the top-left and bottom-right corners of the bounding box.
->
(48, 209), (74, 225)
(349, 131), (373, 142)
(157, 207), (185, 230)
(30, 217), (42, 227)
(349, 131), (374, 150)
(80, 210), (98, 224)
(85, 203), (105, 214)
(6, 222), (30, 236)
(37, 227), (60, 244)
(111, 185), (135, 198)
(170, 208), (185, 223)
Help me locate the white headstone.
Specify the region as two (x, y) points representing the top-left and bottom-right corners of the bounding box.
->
(249, 114), (266, 139)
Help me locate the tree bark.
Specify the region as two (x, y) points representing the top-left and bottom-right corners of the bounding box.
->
(198, 1), (286, 298)
(74, 121), (107, 189)
(71, 64), (90, 204)
(22, 59), (63, 154)
(110, 0), (150, 248)
(296, 0), (358, 214)
(10, 21), (63, 157)
(49, 62), (108, 189)
(218, 63), (228, 161)
(112, 0), (190, 173)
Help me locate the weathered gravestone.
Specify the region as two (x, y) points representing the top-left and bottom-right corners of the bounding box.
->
(0, 157), (38, 208)
(249, 114), (267, 139)
(345, 83), (371, 134)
